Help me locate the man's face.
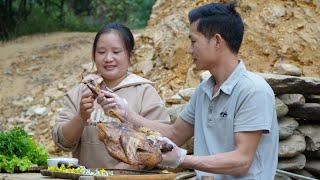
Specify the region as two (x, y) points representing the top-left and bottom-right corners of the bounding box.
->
(188, 22), (218, 70)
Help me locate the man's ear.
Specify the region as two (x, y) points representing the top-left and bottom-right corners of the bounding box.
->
(210, 34), (223, 48)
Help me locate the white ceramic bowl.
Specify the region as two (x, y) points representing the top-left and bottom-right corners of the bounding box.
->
(47, 157), (79, 167)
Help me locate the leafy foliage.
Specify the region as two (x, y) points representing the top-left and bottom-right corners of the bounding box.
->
(0, 128), (48, 173)
(0, 0), (156, 41)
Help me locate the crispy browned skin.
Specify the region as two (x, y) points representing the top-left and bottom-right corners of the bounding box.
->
(97, 121), (166, 168)
(84, 76), (173, 168)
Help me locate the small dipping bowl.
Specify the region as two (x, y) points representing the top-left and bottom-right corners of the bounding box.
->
(47, 157), (79, 167)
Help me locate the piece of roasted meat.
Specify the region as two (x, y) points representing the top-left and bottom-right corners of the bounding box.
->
(82, 75), (173, 168)
(97, 122), (173, 168)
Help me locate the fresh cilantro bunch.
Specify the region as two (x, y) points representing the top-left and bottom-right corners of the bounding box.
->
(0, 128), (48, 173)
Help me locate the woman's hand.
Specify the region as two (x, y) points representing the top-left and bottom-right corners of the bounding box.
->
(97, 91), (129, 121)
(79, 91), (95, 125)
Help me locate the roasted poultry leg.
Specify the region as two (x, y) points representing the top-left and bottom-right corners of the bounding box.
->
(82, 76), (173, 168)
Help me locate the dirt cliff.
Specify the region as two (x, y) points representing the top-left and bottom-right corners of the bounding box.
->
(132, 0), (320, 99)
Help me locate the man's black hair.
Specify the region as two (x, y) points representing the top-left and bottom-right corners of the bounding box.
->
(188, 2), (244, 54)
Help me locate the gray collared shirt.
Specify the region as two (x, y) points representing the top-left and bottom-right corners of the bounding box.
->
(180, 61), (279, 180)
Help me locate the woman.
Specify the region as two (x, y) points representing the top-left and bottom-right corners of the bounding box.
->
(52, 23), (170, 169)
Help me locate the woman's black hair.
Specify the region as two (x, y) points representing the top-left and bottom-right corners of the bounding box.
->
(92, 23), (134, 60)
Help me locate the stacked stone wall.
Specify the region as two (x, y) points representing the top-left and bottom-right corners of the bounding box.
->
(167, 64), (320, 179)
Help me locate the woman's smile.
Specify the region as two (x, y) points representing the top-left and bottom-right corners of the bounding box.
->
(104, 65), (116, 70)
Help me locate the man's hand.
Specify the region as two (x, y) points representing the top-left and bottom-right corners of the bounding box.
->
(157, 136), (187, 169)
(97, 91), (129, 120)
(79, 91), (95, 125)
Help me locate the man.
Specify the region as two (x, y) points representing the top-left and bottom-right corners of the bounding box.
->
(98, 2), (278, 179)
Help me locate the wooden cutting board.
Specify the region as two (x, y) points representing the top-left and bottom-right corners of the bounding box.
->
(41, 169), (176, 180)
(95, 173), (176, 180)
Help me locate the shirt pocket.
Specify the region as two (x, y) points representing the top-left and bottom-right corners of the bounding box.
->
(207, 115), (234, 147)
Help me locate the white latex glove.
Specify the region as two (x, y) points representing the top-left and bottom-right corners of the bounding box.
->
(97, 90), (129, 121)
(156, 136), (187, 169)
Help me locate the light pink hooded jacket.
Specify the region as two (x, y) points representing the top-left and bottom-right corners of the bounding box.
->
(52, 73), (170, 168)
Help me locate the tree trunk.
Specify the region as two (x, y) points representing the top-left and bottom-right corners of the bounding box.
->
(83, 0), (90, 15)
(0, 1), (7, 39)
(5, 0), (13, 17)
(1, 0), (14, 40)
(59, 0), (64, 26)
(18, 0), (27, 19)
(44, 0), (48, 13)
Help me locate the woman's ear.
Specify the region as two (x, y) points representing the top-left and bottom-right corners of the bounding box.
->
(129, 52), (135, 65)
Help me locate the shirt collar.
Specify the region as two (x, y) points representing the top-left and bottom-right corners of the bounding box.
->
(201, 60), (246, 98)
(220, 60), (246, 95)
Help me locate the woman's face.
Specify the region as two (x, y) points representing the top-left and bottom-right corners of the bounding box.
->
(94, 31), (131, 83)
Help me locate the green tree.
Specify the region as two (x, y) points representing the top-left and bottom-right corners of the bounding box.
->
(0, 0), (156, 41)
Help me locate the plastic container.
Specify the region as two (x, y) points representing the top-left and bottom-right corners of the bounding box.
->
(47, 157), (79, 167)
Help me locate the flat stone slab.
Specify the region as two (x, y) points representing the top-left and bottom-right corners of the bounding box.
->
(278, 94), (305, 107)
(278, 154), (306, 171)
(276, 98), (289, 117)
(178, 88), (196, 101)
(305, 95), (320, 103)
(274, 63), (302, 76)
(305, 149), (320, 158)
(256, 73), (320, 95)
(201, 72), (320, 95)
(305, 160), (320, 177)
(278, 117), (299, 140)
(298, 125), (320, 151)
(288, 103), (320, 121)
(279, 133), (306, 158)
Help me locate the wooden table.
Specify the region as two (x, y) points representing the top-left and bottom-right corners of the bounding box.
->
(1, 173), (58, 180)
(0, 171), (198, 180)
(0, 172), (178, 180)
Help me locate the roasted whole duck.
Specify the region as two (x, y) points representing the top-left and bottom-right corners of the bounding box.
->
(82, 75), (173, 168)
